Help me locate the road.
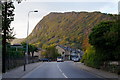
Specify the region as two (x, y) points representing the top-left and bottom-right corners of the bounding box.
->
(22, 61), (103, 79)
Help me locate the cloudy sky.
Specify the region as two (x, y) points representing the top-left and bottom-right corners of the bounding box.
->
(11, 0), (119, 38)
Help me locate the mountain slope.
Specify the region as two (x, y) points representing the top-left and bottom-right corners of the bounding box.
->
(25, 12), (115, 50)
(11, 38), (24, 45)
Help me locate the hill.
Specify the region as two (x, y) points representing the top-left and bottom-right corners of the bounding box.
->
(24, 12), (116, 50)
(11, 38), (24, 45)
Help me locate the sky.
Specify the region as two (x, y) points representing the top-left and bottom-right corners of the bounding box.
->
(11, 0), (119, 38)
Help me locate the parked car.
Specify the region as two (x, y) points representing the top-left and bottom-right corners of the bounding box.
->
(39, 58), (50, 62)
(73, 58), (80, 62)
(39, 58), (43, 61)
(57, 57), (64, 62)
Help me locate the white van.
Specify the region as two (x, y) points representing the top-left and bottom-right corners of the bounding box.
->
(57, 57), (64, 62)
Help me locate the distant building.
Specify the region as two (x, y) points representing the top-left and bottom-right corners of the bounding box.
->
(56, 45), (66, 60)
(56, 45), (84, 61)
(32, 48), (46, 59)
(56, 45), (70, 60)
(30, 52), (39, 57)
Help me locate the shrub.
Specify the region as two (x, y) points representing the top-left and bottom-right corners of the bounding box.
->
(81, 46), (103, 68)
(89, 21), (120, 61)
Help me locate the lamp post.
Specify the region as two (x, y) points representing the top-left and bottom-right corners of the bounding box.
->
(24, 10), (38, 71)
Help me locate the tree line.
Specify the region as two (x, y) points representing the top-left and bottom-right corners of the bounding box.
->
(81, 18), (120, 74)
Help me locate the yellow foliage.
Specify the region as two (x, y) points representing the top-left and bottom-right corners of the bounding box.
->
(82, 37), (90, 51)
(32, 42), (41, 46)
(41, 50), (47, 57)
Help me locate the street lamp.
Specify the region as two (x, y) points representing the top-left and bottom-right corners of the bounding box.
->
(24, 10), (38, 71)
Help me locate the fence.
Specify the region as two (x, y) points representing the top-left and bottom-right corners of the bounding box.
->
(5, 44), (39, 71)
(101, 61), (120, 74)
(6, 45), (24, 71)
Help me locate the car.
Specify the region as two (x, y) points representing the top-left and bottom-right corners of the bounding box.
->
(39, 58), (50, 62)
(42, 58), (50, 62)
(71, 57), (76, 61)
(57, 57), (64, 62)
(39, 59), (43, 61)
(73, 58), (80, 62)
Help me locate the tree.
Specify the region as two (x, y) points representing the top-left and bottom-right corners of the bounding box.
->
(2, 1), (15, 73)
(21, 42), (38, 62)
(89, 21), (120, 61)
(21, 42), (38, 54)
(41, 45), (60, 60)
(2, 2), (15, 40)
(1, 0), (26, 73)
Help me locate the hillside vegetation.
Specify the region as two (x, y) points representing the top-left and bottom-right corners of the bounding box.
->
(11, 38), (24, 45)
(25, 12), (116, 50)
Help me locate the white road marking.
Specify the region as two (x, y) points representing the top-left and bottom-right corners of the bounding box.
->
(62, 73), (68, 78)
(57, 64), (62, 72)
(57, 64), (68, 78)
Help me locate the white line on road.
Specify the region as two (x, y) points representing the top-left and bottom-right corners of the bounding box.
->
(59, 68), (62, 73)
(57, 64), (68, 78)
(62, 73), (68, 78)
(57, 64), (62, 72)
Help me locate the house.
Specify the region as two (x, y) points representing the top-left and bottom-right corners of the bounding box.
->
(56, 45), (70, 60)
(56, 45), (84, 61)
(56, 45), (66, 59)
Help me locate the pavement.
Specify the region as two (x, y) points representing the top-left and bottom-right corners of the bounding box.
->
(2, 61), (120, 79)
(74, 62), (120, 78)
(0, 74), (2, 80)
(2, 62), (43, 78)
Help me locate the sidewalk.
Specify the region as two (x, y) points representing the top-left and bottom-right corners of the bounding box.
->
(0, 74), (2, 80)
(75, 62), (120, 79)
(2, 62), (43, 78)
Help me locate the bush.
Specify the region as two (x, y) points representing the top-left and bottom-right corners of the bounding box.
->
(81, 46), (103, 68)
(82, 20), (120, 70)
(89, 21), (120, 61)
(41, 45), (60, 59)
